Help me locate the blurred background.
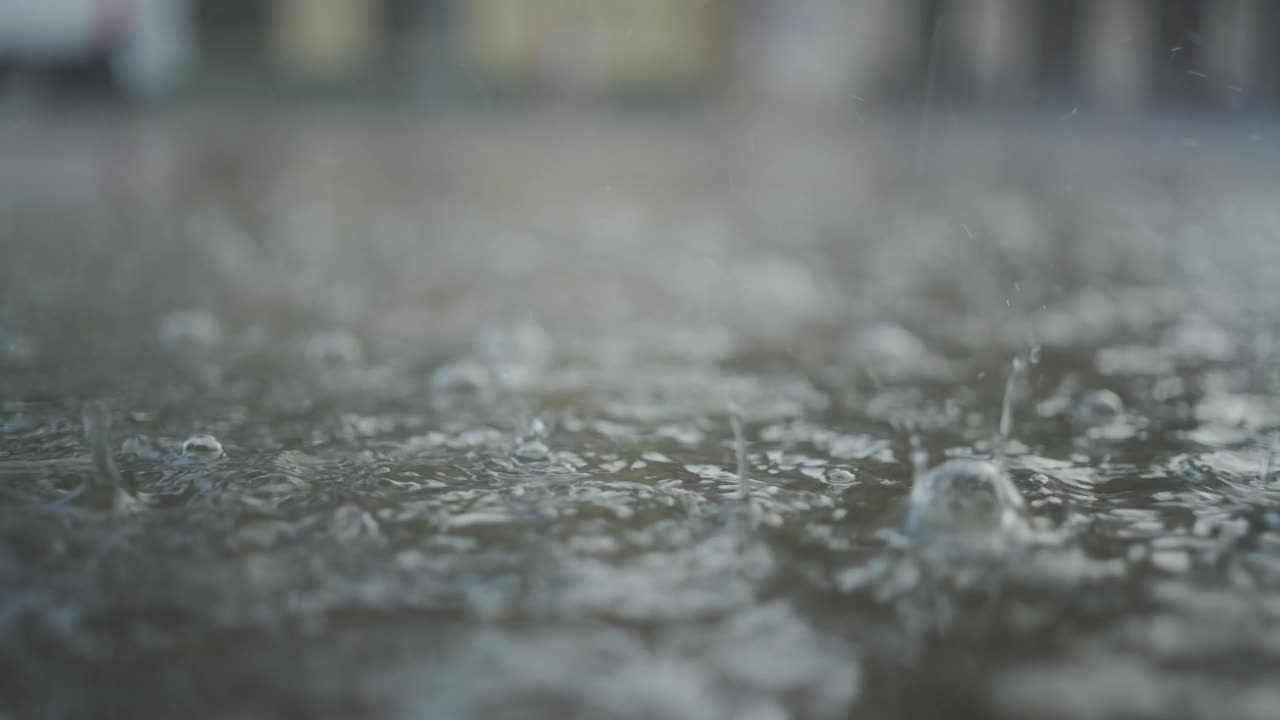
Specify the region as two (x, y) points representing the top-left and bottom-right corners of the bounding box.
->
(5, 0), (1280, 396)
(1, 0), (1278, 113)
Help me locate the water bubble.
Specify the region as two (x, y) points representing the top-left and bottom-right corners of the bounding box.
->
(904, 458), (1027, 539)
(181, 433), (225, 460)
(158, 309), (221, 351)
(1074, 389), (1125, 427)
(304, 330), (364, 370)
(430, 358), (496, 413)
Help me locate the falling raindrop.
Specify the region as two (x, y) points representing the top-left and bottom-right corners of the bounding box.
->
(80, 400), (142, 512)
(996, 355), (1029, 459)
(730, 402), (749, 501)
(1263, 433), (1279, 485)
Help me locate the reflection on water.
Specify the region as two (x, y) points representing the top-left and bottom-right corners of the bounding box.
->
(3, 112), (1280, 718)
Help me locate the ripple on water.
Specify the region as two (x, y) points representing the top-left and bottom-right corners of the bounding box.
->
(1172, 448), (1280, 505)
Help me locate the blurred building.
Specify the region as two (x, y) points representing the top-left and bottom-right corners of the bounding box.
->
(4, 0), (1275, 110)
(0, 0), (194, 99)
(457, 0), (721, 97)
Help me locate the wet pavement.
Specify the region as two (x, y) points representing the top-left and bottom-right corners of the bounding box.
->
(3, 107), (1280, 719)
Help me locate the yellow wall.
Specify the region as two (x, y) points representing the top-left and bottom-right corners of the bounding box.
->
(272, 0), (379, 78)
(459, 0), (721, 93)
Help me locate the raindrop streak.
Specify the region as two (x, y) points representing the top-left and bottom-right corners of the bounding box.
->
(910, 3), (945, 212)
(996, 355), (1029, 462)
(83, 402), (125, 491)
(730, 403), (748, 502)
(81, 401), (141, 512)
(1264, 433), (1279, 485)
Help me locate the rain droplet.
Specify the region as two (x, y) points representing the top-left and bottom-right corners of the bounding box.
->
(304, 330), (364, 370)
(181, 433), (225, 460)
(904, 458), (1027, 538)
(159, 309), (221, 351)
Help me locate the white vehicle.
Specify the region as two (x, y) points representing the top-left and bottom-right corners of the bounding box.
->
(0, 0), (192, 99)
